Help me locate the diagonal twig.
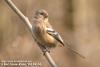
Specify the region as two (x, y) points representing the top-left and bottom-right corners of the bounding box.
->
(5, 0), (57, 67)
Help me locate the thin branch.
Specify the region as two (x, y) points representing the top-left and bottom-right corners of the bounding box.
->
(5, 0), (57, 67)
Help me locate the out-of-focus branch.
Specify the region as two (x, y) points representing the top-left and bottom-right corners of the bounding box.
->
(5, 0), (57, 67)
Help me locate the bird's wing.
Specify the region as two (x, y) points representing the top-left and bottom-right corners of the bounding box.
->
(46, 28), (64, 46)
(46, 28), (85, 58)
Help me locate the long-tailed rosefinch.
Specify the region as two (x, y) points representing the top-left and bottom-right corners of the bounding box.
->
(32, 9), (85, 58)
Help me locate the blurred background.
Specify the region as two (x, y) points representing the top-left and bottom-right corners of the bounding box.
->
(0, 0), (100, 67)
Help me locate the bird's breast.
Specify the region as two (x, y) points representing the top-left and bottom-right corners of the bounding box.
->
(33, 27), (57, 47)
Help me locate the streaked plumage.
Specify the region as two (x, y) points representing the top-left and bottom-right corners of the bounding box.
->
(32, 9), (64, 49)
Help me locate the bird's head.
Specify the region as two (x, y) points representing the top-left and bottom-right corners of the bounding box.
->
(35, 9), (48, 19)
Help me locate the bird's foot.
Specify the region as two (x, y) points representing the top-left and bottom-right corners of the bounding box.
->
(42, 48), (50, 55)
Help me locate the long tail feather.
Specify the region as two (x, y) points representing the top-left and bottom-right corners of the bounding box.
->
(64, 42), (85, 59)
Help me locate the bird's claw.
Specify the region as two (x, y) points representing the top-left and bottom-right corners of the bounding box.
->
(42, 48), (50, 55)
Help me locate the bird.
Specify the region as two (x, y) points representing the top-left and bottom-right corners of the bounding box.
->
(32, 9), (85, 58)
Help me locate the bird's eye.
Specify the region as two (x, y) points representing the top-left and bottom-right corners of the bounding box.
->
(40, 12), (44, 15)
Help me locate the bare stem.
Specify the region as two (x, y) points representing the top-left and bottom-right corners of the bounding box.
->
(5, 0), (57, 67)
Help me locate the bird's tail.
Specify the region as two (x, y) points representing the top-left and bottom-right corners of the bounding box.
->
(64, 42), (85, 59)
